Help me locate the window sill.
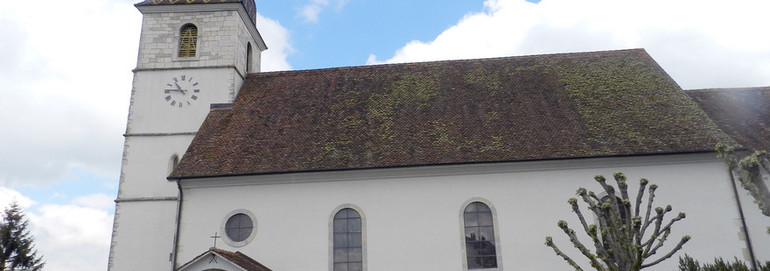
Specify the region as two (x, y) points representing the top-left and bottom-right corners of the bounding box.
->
(173, 56), (200, 62)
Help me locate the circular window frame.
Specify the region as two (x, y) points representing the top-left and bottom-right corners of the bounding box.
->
(220, 209), (257, 247)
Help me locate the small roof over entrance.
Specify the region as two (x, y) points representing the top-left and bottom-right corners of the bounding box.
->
(177, 248), (272, 271)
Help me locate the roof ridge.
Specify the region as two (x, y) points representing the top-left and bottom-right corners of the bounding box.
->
(249, 48), (648, 78)
(686, 86), (770, 92)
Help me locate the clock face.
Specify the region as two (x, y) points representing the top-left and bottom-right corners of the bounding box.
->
(164, 74), (200, 108)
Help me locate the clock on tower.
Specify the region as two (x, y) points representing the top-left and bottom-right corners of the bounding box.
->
(164, 75), (201, 108)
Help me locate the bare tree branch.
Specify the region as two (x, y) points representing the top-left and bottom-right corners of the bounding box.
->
(557, 221), (608, 271)
(640, 235), (690, 269)
(546, 173), (688, 271)
(546, 236), (586, 271)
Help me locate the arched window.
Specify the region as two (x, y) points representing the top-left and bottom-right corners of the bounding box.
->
(168, 155), (180, 175)
(463, 201), (498, 269)
(246, 42), (253, 73)
(332, 208), (363, 271)
(178, 24), (198, 58)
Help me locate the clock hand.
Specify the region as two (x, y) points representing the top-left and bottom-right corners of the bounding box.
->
(174, 82), (187, 95)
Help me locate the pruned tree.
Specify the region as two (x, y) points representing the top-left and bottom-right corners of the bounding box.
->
(716, 144), (770, 229)
(545, 173), (690, 271)
(0, 201), (44, 271)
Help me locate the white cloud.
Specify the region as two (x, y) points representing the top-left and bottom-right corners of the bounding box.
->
(28, 203), (113, 271)
(0, 4), (294, 188)
(366, 54), (379, 65)
(0, 1), (293, 270)
(258, 14), (295, 72)
(298, 0), (351, 23)
(300, 3), (324, 23)
(0, 187), (35, 209)
(0, 188), (111, 271)
(71, 193), (115, 211)
(0, 0), (138, 187)
(370, 0), (770, 89)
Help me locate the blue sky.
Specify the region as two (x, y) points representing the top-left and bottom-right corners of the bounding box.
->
(261, 0), (538, 70)
(0, 0), (769, 270)
(260, 0), (490, 69)
(16, 169), (116, 209)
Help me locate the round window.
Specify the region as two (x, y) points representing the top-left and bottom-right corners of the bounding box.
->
(225, 213), (253, 242)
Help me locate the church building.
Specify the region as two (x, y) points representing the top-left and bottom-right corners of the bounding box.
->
(108, 0), (770, 270)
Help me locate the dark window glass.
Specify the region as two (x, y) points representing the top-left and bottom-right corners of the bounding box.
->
(333, 208), (362, 271)
(225, 213), (253, 242)
(464, 202), (497, 269)
(178, 24), (198, 57)
(246, 42), (253, 73)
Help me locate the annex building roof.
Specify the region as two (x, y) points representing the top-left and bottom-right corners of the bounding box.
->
(687, 86), (770, 152)
(170, 49), (737, 179)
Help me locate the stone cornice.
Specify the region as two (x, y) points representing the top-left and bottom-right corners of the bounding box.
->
(136, 2), (267, 51)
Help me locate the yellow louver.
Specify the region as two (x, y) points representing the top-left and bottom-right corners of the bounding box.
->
(178, 24), (198, 58)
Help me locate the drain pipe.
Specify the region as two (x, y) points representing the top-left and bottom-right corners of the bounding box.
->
(171, 179), (184, 271)
(727, 169), (758, 269)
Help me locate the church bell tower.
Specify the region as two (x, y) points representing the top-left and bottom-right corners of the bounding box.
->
(108, 1), (266, 270)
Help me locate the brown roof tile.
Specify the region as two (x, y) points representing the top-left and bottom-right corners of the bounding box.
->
(686, 87), (770, 151)
(170, 49), (735, 179)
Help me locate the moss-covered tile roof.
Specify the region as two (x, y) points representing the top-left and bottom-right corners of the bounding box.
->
(686, 87), (770, 152)
(169, 49), (736, 179)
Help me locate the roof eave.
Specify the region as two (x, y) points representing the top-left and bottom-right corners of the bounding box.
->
(168, 150), (723, 181)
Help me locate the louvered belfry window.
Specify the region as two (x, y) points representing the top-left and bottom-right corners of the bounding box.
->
(178, 24), (198, 58)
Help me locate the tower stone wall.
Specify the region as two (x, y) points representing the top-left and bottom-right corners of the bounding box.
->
(108, 2), (265, 270)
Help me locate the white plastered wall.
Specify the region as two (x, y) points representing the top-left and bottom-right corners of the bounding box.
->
(174, 153), (761, 271)
(126, 69), (237, 134)
(117, 135), (194, 198)
(109, 200), (178, 271)
(110, 5), (262, 270)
